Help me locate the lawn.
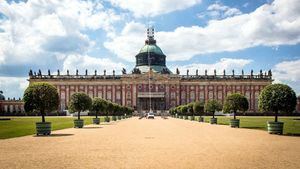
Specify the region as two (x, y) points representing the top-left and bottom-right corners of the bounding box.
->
(0, 116), (110, 139)
(194, 116), (300, 135)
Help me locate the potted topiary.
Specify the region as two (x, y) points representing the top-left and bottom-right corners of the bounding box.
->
(117, 106), (123, 120)
(69, 92), (92, 128)
(105, 101), (113, 122)
(223, 93), (249, 128)
(205, 99), (222, 124)
(181, 105), (188, 120)
(194, 101), (204, 122)
(23, 82), (59, 136)
(111, 103), (118, 121)
(91, 98), (107, 124)
(188, 103), (195, 120)
(259, 84), (297, 134)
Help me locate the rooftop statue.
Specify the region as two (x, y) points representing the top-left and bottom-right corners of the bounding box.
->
(122, 68), (127, 75)
(176, 68), (180, 75)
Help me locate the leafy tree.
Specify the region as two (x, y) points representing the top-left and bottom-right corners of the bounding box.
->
(259, 84), (297, 122)
(23, 82), (59, 123)
(106, 101), (114, 116)
(193, 101), (205, 117)
(223, 93), (249, 119)
(187, 102), (194, 116)
(68, 92), (92, 120)
(204, 99), (222, 118)
(180, 105), (188, 116)
(91, 98), (107, 119)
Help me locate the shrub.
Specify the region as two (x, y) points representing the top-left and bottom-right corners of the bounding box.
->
(223, 93), (249, 119)
(68, 92), (92, 120)
(259, 84), (296, 122)
(23, 82), (59, 122)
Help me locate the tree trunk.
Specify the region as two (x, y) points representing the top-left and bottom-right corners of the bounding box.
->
(275, 110), (278, 122)
(78, 111), (81, 120)
(96, 112), (98, 119)
(234, 111), (236, 120)
(42, 113), (45, 123)
(213, 111), (215, 118)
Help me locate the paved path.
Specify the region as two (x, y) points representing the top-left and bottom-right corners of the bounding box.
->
(0, 117), (300, 169)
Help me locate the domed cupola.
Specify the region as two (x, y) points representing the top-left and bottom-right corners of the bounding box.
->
(134, 27), (172, 74)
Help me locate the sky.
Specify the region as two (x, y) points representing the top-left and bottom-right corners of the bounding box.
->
(0, 0), (300, 99)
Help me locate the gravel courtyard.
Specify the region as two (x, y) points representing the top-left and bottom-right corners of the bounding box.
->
(0, 117), (299, 169)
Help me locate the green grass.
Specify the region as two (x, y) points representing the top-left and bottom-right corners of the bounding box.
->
(0, 116), (111, 139)
(192, 116), (300, 135)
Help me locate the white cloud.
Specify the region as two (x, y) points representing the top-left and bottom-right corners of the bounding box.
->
(0, 76), (28, 98)
(272, 59), (300, 95)
(273, 59), (300, 82)
(170, 58), (252, 75)
(108, 0), (202, 17)
(0, 0), (120, 66)
(104, 21), (146, 62)
(105, 0), (300, 62)
(62, 54), (126, 75)
(205, 2), (242, 19)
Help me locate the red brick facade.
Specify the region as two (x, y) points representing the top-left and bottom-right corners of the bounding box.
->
(29, 70), (272, 113)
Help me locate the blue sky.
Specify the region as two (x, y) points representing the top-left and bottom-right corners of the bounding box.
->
(0, 0), (300, 98)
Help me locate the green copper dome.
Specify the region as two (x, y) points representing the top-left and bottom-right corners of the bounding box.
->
(132, 27), (172, 74)
(139, 44), (164, 55)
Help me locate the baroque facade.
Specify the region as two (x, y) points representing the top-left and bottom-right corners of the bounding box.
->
(28, 28), (273, 114)
(0, 91), (25, 114)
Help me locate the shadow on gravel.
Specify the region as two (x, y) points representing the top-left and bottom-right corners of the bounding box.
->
(242, 127), (265, 130)
(82, 126), (102, 129)
(283, 133), (300, 137)
(100, 123), (116, 125)
(34, 134), (74, 137)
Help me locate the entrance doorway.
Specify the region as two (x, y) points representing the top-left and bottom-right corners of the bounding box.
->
(137, 98), (165, 111)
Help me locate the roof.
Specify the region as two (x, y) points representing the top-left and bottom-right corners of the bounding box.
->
(139, 44), (164, 55)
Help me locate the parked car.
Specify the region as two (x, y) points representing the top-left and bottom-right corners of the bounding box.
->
(147, 112), (155, 119)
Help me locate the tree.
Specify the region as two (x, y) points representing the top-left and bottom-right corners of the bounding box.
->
(204, 100), (222, 118)
(193, 101), (205, 117)
(23, 82), (59, 122)
(106, 101), (114, 117)
(187, 102), (194, 116)
(223, 93), (249, 119)
(68, 92), (92, 120)
(91, 98), (107, 119)
(180, 105), (188, 116)
(259, 84), (296, 122)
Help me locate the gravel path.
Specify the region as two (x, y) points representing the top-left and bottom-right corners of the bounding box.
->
(0, 117), (299, 169)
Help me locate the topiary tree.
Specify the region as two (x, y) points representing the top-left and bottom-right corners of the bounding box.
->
(23, 82), (59, 123)
(259, 84), (297, 122)
(193, 101), (204, 121)
(92, 98), (107, 118)
(204, 99), (222, 118)
(91, 98), (107, 124)
(223, 93), (249, 119)
(69, 92), (92, 120)
(23, 82), (59, 135)
(187, 102), (195, 120)
(106, 101), (114, 121)
(181, 105), (188, 119)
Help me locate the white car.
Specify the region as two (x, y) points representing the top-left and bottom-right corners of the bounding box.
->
(147, 112), (155, 119)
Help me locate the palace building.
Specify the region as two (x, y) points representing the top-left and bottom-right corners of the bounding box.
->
(27, 28), (273, 114)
